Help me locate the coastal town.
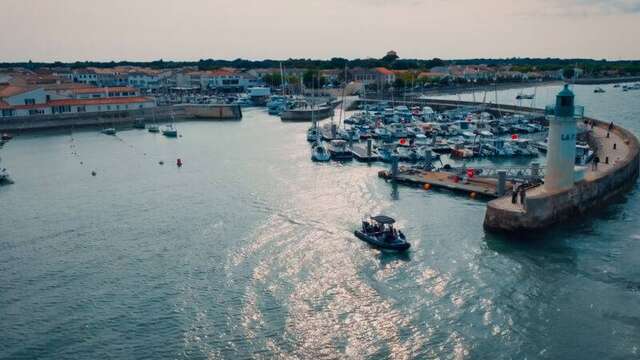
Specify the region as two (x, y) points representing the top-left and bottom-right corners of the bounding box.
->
(0, 52), (616, 121)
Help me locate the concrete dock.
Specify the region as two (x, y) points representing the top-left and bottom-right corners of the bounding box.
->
(379, 168), (510, 198)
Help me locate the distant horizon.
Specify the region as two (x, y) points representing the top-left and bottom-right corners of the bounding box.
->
(2, 56), (640, 66)
(3, 0), (640, 62)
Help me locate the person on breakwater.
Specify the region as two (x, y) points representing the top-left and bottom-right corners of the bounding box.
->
(511, 182), (519, 204)
(519, 186), (526, 207)
(593, 155), (600, 170)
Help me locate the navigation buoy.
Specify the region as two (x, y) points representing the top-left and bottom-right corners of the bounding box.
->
(470, 192), (477, 198)
(399, 138), (407, 145)
(91, 171), (96, 176)
(511, 134), (519, 140)
(159, 161), (164, 165)
(177, 158), (183, 167)
(423, 184), (431, 190)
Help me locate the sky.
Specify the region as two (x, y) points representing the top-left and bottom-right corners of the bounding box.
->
(1, 0), (640, 62)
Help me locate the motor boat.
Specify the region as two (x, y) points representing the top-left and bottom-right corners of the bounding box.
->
(162, 125), (178, 137)
(0, 167), (12, 185)
(307, 127), (321, 142)
(1, 133), (13, 141)
(148, 124), (160, 133)
(101, 128), (116, 135)
(311, 141), (330, 162)
(594, 87), (605, 93)
(354, 215), (410, 252)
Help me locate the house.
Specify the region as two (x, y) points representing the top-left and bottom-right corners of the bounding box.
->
(349, 67), (396, 85)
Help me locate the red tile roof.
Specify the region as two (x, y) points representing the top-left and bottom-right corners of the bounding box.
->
(374, 67), (394, 75)
(0, 85), (38, 98)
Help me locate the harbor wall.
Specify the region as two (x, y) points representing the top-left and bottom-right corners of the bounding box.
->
(484, 119), (640, 233)
(0, 104), (241, 132)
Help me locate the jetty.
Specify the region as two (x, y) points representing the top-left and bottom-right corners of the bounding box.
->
(367, 86), (639, 233)
(483, 86), (639, 233)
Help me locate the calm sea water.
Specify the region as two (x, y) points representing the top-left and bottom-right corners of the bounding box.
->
(1, 84), (639, 359)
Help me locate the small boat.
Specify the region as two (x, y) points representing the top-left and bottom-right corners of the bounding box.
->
(101, 128), (116, 135)
(148, 124), (160, 133)
(162, 125), (178, 137)
(133, 118), (146, 129)
(1, 133), (13, 141)
(594, 87), (605, 93)
(307, 127), (321, 142)
(311, 142), (330, 162)
(327, 140), (353, 161)
(516, 93), (535, 100)
(354, 215), (410, 252)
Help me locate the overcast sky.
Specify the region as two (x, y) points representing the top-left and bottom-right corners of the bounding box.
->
(2, 0), (640, 62)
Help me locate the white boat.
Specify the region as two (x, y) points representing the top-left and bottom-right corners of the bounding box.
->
(162, 124), (178, 137)
(101, 128), (116, 135)
(311, 142), (331, 162)
(148, 124), (160, 133)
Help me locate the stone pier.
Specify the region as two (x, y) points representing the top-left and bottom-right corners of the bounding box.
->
(484, 119), (640, 233)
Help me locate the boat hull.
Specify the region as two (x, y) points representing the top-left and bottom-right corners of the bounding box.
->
(354, 230), (410, 251)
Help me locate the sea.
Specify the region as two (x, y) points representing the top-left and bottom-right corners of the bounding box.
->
(1, 83), (639, 359)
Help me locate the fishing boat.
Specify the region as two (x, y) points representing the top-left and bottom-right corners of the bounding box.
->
(311, 142), (330, 162)
(354, 215), (410, 252)
(101, 128), (116, 135)
(162, 124), (178, 137)
(327, 140), (353, 161)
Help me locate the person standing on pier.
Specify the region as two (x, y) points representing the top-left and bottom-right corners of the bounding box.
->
(511, 182), (519, 204)
(593, 155), (600, 170)
(519, 186), (526, 207)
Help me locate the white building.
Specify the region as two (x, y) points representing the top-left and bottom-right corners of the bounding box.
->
(0, 84), (155, 118)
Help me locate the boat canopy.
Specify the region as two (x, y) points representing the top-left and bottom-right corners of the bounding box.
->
(370, 215), (396, 224)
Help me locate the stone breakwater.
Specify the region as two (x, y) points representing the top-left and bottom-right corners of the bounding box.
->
(484, 118), (640, 233)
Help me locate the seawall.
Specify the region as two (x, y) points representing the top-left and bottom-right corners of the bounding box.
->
(484, 118), (640, 233)
(0, 104), (241, 132)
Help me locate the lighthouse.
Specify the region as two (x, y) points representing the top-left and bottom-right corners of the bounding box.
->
(544, 84), (577, 192)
